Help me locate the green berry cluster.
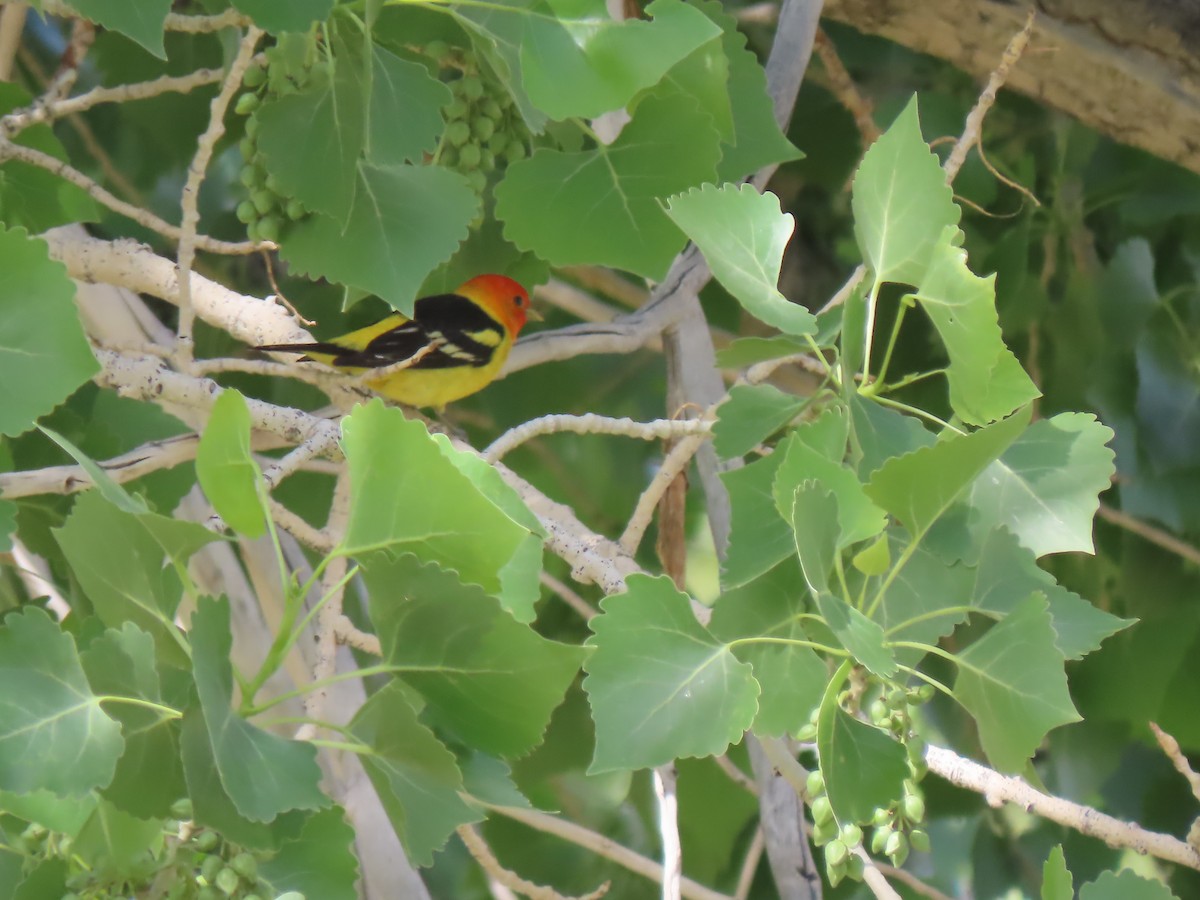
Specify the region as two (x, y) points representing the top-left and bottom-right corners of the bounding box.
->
(425, 43), (531, 215)
(800, 680), (936, 885)
(233, 35), (321, 242)
(11, 798), (303, 900)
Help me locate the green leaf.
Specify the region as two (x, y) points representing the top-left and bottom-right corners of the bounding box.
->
(12, 858), (68, 900)
(967, 413), (1115, 557)
(816, 592), (896, 678)
(1078, 870), (1177, 900)
(282, 163), (478, 315)
(848, 394), (935, 475)
(54, 491), (211, 668)
(0, 788), (95, 835)
(257, 53), (364, 222)
(773, 413), (888, 548)
(449, 3), (547, 133)
(179, 711), (274, 849)
(0, 607), (123, 795)
(664, 183), (815, 336)
(73, 798), (161, 879)
(0, 227), (99, 437)
(0, 84), (100, 231)
(969, 529), (1131, 660)
(233, 0), (334, 33)
(196, 390), (266, 538)
(720, 452), (797, 589)
(912, 237), (1040, 425)
(870, 535), (972, 665)
(817, 702), (907, 825)
(81, 624), (185, 819)
(521, 0), (720, 119)
(64, 0), (171, 57)
(699, 0), (802, 181)
(38, 425), (149, 515)
(715, 335), (808, 369)
(349, 683), (479, 865)
(340, 401), (535, 600)
(660, 26), (733, 142)
(789, 482), (839, 594)
(494, 90), (719, 279)
(191, 596), (327, 821)
(258, 808), (360, 900)
(430, 432), (545, 622)
(1041, 845), (1073, 900)
(584, 574), (759, 772)
(865, 406), (1032, 541)
(365, 555), (583, 758)
(851, 96), (959, 289)
(712, 384), (804, 459)
(709, 564), (827, 736)
(954, 594), (1080, 772)
(366, 44), (453, 167)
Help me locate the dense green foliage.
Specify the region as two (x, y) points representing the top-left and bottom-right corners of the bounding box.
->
(1, 1), (1199, 898)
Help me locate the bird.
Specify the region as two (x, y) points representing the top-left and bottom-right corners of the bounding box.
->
(255, 274), (537, 409)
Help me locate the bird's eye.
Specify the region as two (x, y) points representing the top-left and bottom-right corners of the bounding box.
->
(514, 295), (525, 306)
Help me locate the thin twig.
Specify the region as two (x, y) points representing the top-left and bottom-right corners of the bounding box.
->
(942, 9), (1036, 181)
(458, 824), (610, 900)
(655, 764), (683, 900)
(732, 829), (764, 900)
(177, 25), (264, 369)
(479, 803), (733, 900)
(539, 571), (596, 620)
(1149, 723), (1200, 805)
(485, 414), (711, 463)
(0, 141), (261, 254)
(714, 756), (758, 795)
(813, 28), (880, 145)
(334, 616), (382, 655)
(853, 848), (903, 900)
(619, 432), (709, 555)
(1097, 504), (1200, 567)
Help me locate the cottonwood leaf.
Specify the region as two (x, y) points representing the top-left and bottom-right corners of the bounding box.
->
(954, 594), (1080, 772)
(584, 575), (759, 772)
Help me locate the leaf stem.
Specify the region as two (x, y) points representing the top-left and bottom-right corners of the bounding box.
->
(242, 663), (399, 716)
(97, 696), (183, 719)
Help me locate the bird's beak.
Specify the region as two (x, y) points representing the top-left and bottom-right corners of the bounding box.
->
(526, 306), (544, 322)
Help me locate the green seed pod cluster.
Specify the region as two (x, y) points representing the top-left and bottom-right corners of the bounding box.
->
(233, 34), (323, 242)
(10, 801), (299, 899)
(430, 46), (532, 227)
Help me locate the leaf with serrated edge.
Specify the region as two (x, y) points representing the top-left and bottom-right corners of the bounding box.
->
(913, 235), (1040, 425)
(350, 683), (478, 865)
(816, 592), (896, 678)
(967, 413), (1115, 557)
(0, 227), (99, 437)
(521, 0), (721, 120)
(196, 390), (266, 539)
(1077, 870), (1177, 900)
(713, 384), (805, 459)
(0, 607), (123, 796)
(495, 90), (719, 279)
(851, 96), (959, 291)
(721, 451), (798, 589)
(281, 163), (478, 316)
(665, 184), (815, 336)
(584, 575), (759, 772)
(865, 406), (1031, 542)
(365, 555), (582, 758)
(1042, 845), (1073, 900)
(818, 701), (907, 825)
(954, 594), (1080, 772)
(340, 401), (531, 601)
(191, 597), (327, 821)
(969, 528), (1131, 660)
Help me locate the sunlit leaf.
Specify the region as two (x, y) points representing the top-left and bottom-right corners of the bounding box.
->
(584, 575), (759, 772)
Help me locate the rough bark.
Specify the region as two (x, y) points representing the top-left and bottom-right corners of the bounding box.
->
(823, 0), (1200, 174)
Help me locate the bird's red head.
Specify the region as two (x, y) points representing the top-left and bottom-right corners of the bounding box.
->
(458, 274), (536, 336)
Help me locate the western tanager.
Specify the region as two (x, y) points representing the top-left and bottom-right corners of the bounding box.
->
(256, 274), (536, 409)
